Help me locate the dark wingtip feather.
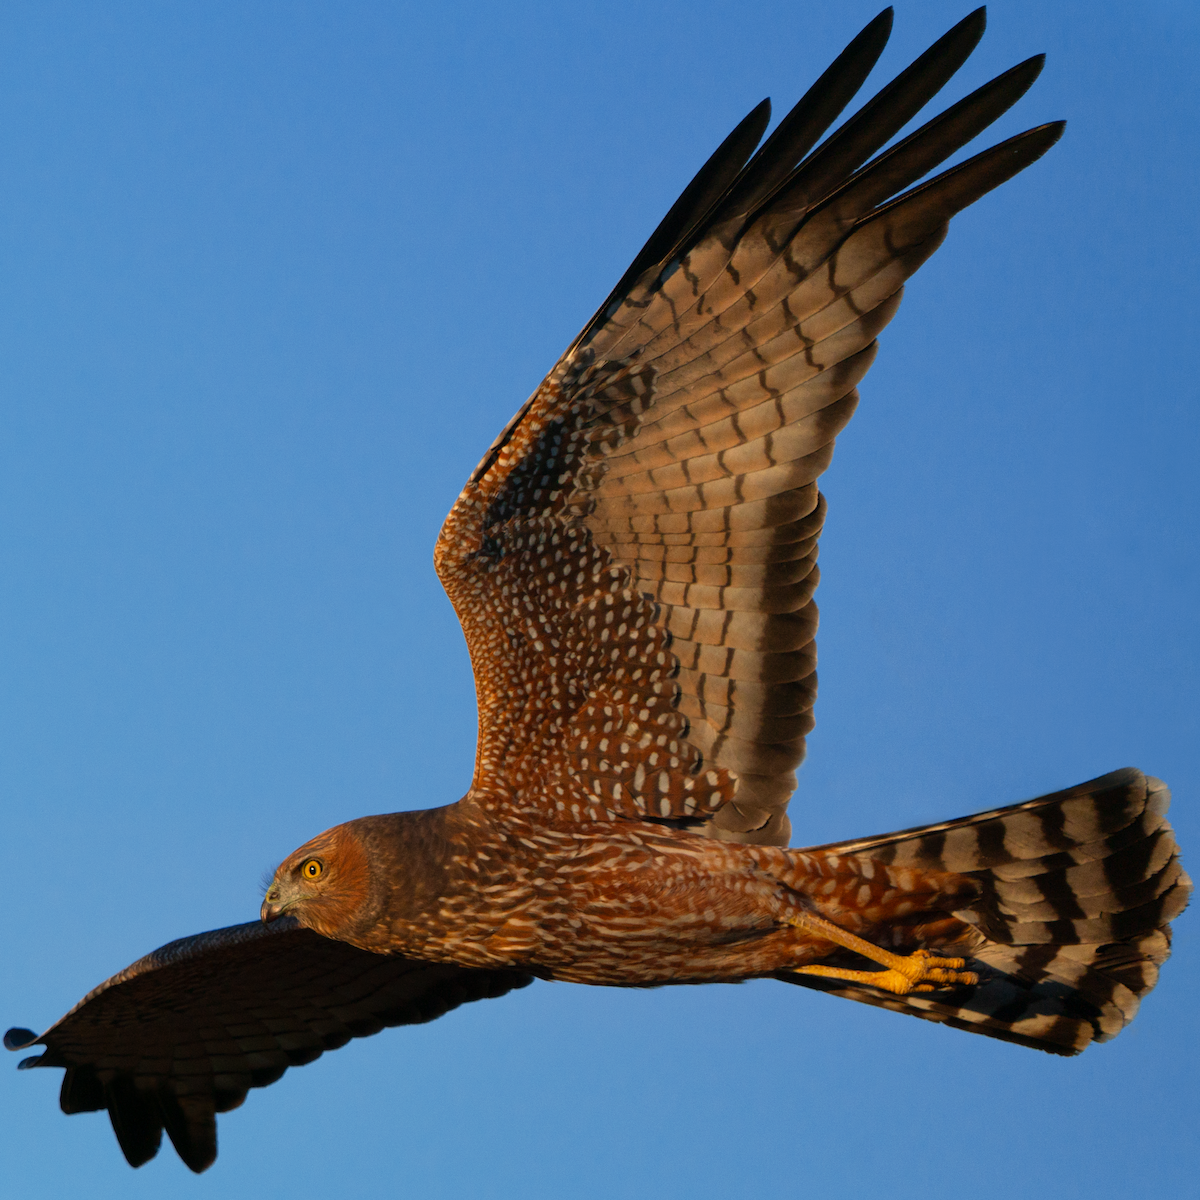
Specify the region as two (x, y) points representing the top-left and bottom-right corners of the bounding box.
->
(720, 6), (896, 223)
(105, 1078), (164, 1169)
(1038, 118), (1067, 148)
(990, 53), (1047, 104)
(807, 52), (1056, 232)
(855, 8), (894, 55)
(578, 97), (771, 345)
(4, 1027), (38, 1051)
(866, 120), (1066, 236)
(60, 1067), (106, 1113)
(765, 5), (993, 222)
(987, 120), (1067, 181)
(159, 1094), (217, 1174)
(575, 9), (904, 353)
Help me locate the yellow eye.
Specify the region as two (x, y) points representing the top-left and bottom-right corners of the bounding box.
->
(301, 859), (323, 880)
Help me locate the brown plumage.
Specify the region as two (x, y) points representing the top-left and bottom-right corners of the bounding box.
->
(7, 6), (1189, 1175)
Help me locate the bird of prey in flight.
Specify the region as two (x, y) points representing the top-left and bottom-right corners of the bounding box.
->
(7, 6), (1189, 1174)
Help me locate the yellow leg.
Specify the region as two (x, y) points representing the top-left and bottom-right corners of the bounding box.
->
(786, 909), (978, 996)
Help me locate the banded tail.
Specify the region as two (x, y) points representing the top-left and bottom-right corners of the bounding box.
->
(781, 768), (1190, 1054)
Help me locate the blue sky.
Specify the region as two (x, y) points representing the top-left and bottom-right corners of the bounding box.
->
(2, 2), (1197, 1196)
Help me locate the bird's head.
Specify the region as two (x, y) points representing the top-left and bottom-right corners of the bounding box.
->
(261, 822), (373, 938)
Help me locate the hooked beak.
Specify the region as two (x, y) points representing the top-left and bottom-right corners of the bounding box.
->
(261, 884), (289, 924)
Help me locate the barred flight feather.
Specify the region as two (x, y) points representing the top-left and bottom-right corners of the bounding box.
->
(437, 38), (1066, 843)
(780, 770), (1189, 1054)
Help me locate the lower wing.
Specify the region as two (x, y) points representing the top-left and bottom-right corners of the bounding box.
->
(5, 918), (532, 1172)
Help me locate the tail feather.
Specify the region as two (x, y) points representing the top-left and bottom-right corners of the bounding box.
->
(780, 769), (1190, 1055)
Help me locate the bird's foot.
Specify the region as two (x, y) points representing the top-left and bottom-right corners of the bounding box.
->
(784, 909), (978, 995)
(793, 949), (978, 995)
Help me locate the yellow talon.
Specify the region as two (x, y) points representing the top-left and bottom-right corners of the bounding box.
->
(785, 913), (978, 996)
(793, 953), (978, 995)
(866, 949), (978, 995)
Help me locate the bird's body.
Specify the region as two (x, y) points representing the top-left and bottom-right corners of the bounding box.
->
(7, 6), (1190, 1174)
(267, 803), (977, 987)
(264, 766), (1183, 1050)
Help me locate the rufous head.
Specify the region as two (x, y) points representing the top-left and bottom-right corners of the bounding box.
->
(261, 822), (373, 939)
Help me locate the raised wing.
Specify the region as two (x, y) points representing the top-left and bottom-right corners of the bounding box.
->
(4, 919), (532, 1173)
(436, 8), (1063, 845)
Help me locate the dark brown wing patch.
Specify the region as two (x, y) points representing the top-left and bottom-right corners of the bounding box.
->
(438, 361), (739, 828)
